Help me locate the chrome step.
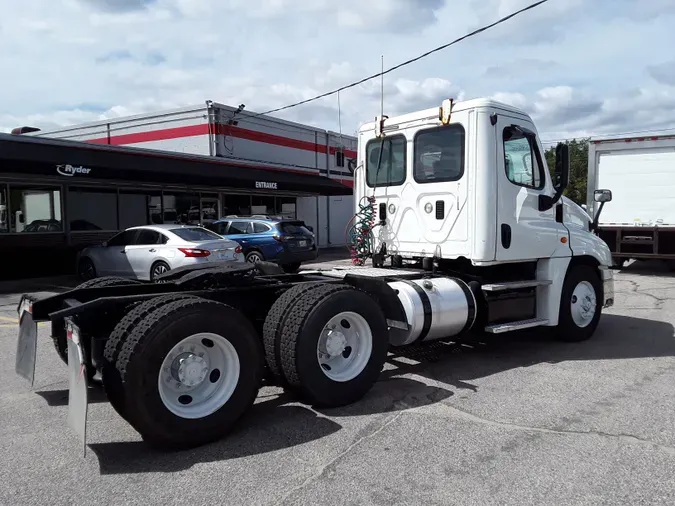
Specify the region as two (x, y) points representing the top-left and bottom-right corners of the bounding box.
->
(481, 280), (552, 292)
(484, 318), (549, 334)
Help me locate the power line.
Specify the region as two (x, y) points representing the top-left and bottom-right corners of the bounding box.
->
(252, 0), (551, 118)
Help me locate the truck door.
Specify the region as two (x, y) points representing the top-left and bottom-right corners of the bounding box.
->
(495, 116), (568, 261)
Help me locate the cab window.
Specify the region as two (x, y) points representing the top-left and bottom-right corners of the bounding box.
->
(365, 135), (407, 187)
(503, 127), (544, 189)
(413, 124), (465, 183)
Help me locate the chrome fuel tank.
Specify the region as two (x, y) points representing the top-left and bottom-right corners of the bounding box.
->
(387, 277), (476, 347)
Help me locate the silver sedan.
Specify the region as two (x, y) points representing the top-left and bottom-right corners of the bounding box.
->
(76, 224), (244, 281)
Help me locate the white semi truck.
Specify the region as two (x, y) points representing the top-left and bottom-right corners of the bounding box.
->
(586, 134), (675, 268)
(15, 98), (615, 452)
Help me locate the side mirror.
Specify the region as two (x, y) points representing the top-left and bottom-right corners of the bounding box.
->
(590, 188), (612, 233)
(554, 143), (570, 190)
(594, 189), (612, 203)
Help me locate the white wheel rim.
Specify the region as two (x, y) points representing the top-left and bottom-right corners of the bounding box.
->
(316, 311), (372, 382)
(570, 281), (597, 328)
(157, 332), (240, 419)
(247, 253), (261, 263)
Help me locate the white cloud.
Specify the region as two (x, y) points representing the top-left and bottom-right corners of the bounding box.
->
(1, 0), (675, 147)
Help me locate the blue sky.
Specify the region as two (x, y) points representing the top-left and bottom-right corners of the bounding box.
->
(2, 0), (675, 144)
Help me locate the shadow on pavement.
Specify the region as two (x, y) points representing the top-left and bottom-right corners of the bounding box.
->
(86, 313), (672, 474)
(34, 386), (109, 407)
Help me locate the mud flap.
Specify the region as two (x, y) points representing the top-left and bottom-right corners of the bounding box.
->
(15, 307), (38, 387)
(66, 321), (88, 457)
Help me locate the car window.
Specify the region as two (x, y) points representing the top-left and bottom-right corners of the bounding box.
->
(107, 230), (137, 247)
(278, 222), (312, 235)
(253, 222), (270, 233)
(228, 221), (249, 234)
(169, 227), (224, 242)
(134, 229), (162, 245)
(212, 221), (229, 235)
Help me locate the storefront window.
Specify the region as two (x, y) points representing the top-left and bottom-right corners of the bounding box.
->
(9, 185), (62, 233)
(251, 195), (276, 216)
(0, 184), (8, 233)
(275, 197), (296, 219)
(119, 189), (163, 229)
(68, 186), (117, 231)
(222, 194), (251, 217)
(162, 191), (200, 225)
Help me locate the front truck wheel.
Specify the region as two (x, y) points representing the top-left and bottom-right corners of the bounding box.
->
(555, 264), (603, 342)
(115, 297), (264, 450)
(277, 284), (389, 408)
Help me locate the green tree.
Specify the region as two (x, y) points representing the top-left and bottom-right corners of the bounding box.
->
(544, 138), (590, 206)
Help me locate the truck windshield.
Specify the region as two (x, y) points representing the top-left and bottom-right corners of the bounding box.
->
(170, 227), (223, 242)
(366, 135), (406, 187)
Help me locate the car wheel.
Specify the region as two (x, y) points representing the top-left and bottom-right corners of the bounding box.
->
(245, 251), (264, 264)
(150, 261), (171, 282)
(77, 257), (96, 281)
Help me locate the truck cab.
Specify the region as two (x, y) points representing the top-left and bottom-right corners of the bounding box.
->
(352, 98), (615, 332)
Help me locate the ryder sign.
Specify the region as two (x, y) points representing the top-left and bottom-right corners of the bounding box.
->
(56, 164), (92, 177)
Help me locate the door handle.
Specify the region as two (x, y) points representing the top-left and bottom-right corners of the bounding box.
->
(149, 248), (156, 252)
(120, 251), (126, 254)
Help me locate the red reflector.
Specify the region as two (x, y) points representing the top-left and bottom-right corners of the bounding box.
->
(178, 247), (211, 258)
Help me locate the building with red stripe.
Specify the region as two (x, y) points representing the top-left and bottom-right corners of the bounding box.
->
(0, 102), (356, 279)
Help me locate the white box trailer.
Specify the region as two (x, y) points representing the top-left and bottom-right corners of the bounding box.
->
(586, 135), (675, 268)
(27, 102), (357, 248)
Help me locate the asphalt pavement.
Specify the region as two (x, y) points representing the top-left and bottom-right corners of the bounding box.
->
(1, 259), (675, 505)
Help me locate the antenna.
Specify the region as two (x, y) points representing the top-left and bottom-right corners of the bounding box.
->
(380, 54), (384, 118)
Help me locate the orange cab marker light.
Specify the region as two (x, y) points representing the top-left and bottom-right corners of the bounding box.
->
(560, 237), (568, 244)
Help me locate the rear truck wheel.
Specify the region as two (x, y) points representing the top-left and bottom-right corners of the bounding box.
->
(277, 284), (389, 407)
(115, 297), (264, 450)
(52, 276), (141, 366)
(262, 282), (333, 383)
(555, 264), (603, 342)
(77, 257), (96, 281)
(102, 294), (202, 421)
(245, 250), (264, 264)
(150, 261), (171, 282)
(282, 262), (301, 273)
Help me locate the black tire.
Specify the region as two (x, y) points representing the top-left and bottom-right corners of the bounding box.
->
(77, 257), (96, 281)
(282, 262), (301, 273)
(52, 276), (141, 365)
(262, 282), (331, 383)
(150, 261), (171, 282)
(278, 284), (389, 408)
(245, 250), (264, 264)
(102, 294), (202, 421)
(115, 297), (264, 450)
(555, 264), (603, 342)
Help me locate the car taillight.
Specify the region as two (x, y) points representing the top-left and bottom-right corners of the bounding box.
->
(234, 245), (242, 254)
(178, 247), (211, 258)
(273, 234), (288, 242)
